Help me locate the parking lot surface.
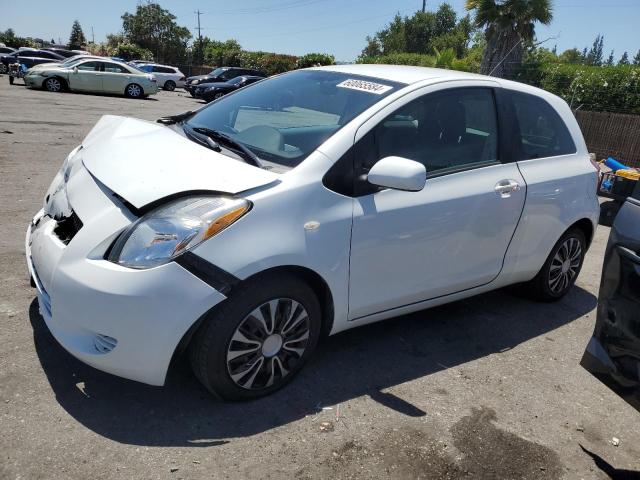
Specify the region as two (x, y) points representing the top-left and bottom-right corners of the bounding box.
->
(1, 79), (639, 479)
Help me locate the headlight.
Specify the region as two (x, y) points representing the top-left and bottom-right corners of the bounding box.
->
(108, 196), (251, 269)
(192, 79), (200, 85)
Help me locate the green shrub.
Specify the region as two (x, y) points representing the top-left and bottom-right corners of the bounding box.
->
(358, 52), (436, 67)
(114, 43), (153, 61)
(297, 53), (335, 69)
(538, 64), (640, 114)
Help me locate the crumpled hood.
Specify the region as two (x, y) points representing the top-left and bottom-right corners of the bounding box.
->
(80, 115), (278, 209)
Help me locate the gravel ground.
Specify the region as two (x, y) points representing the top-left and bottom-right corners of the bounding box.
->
(1, 77), (639, 480)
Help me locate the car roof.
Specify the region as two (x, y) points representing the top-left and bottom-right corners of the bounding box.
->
(309, 64), (489, 85)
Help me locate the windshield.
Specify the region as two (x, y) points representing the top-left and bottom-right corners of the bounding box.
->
(227, 76), (244, 85)
(62, 56), (91, 67)
(185, 70), (404, 169)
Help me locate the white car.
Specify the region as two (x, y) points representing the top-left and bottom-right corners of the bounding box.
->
(137, 63), (186, 91)
(26, 65), (599, 400)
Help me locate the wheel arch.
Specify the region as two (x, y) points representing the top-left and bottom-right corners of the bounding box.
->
(569, 217), (595, 249)
(172, 264), (335, 358)
(42, 75), (67, 90)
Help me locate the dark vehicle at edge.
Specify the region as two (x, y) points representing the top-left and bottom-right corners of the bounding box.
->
(195, 75), (264, 102)
(582, 181), (640, 412)
(184, 67), (266, 96)
(1, 49), (64, 70)
(0, 46), (16, 73)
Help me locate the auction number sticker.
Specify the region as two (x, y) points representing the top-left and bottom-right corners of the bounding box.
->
(337, 79), (393, 94)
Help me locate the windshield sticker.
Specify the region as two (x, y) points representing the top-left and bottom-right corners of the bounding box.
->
(336, 79), (393, 94)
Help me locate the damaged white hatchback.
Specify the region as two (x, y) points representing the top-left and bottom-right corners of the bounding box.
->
(26, 65), (599, 400)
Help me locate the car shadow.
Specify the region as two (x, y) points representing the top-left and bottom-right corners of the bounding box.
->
(580, 445), (640, 479)
(29, 285), (596, 447)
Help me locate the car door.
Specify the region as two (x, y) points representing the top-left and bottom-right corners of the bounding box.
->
(151, 66), (167, 85)
(581, 186), (640, 412)
(68, 61), (102, 91)
(348, 86), (526, 319)
(100, 62), (132, 94)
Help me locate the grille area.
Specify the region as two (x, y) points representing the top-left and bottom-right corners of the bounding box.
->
(93, 334), (118, 354)
(53, 211), (83, 245)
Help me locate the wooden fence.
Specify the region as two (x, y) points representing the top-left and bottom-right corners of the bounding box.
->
(574, 110), (640, 167)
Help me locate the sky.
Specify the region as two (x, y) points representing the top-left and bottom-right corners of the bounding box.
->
(1, 0), (639, 62)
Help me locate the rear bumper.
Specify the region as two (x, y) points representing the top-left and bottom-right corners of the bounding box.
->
(26, 176), (227, 386)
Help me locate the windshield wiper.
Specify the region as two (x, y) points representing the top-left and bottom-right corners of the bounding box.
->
(191, 126), (262, 168)
(156, 111), (194, 125)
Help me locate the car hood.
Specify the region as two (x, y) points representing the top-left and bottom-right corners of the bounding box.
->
(30, 62), (65, 71)
(80, 115), (279, 210)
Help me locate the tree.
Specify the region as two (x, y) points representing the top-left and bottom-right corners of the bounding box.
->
(68, 20), (86, 49)
(203, 38), (242, 66)
(121, 3), (191, 64)
(360, 35), (382, 58)
(634, 50), (640, 66)
(605, 50), (614, 66)
(585, 34), (604, 66)
(466, 0), (553, 78)
(361, 4), (474, 59)
(619, 51), (630, 65)
(558, 48), (583, 64)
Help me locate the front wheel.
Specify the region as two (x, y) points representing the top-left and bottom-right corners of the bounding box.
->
(164, 80), (176, 91)
(189, 273), (321, 400)
(524, 228), (586, 302)
(125, 83), (143, 98)
(44, 77), (63, 92)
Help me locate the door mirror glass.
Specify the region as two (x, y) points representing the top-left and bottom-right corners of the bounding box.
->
(367, 156), (426, 192)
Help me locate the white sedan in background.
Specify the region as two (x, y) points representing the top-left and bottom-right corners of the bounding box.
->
(137, 63), (186, 91)
(26, 65), (599, 400)
(25, 58), (158, 98)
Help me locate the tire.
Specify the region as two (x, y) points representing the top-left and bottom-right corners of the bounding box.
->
(44, 77), (64, 92)
(524, 228), (586, 302)
(9, 75), (14, 85)
(189, 272), (322, 400)
(0, 64), (7, 74)
(125, 83), (143, 98)
(164, 80), (176, 91)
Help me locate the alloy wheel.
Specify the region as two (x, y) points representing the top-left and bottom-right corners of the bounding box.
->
(548, 237), (582, 294)
(45, 78), (62, 92)
(127, 84), (141, 97)
(226, 298), (311, 390)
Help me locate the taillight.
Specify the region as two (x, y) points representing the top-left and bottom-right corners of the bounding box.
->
(179, 76), (185, 81)
(589, 153), (600, 172)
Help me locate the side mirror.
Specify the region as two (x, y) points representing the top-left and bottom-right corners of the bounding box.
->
(367, 156), (426, 192)
(72, 66), (78, 74)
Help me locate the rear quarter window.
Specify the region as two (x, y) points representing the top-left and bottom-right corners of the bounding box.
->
(506, 90), (576, 160)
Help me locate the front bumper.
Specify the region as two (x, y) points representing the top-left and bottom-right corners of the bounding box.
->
(24, 74), (44, 89)
(25, 165), (226, 386)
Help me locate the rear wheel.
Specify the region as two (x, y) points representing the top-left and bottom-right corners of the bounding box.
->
(125, 83), (143, 98)
(189, 273), (321, 400)
(0, 64), (7, 74)
(44, 77), (64, 92)
(164, 80), (176, 91)
(524, 228), (586, 302)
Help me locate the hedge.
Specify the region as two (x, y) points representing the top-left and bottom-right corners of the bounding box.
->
(536, 64), (640, 114)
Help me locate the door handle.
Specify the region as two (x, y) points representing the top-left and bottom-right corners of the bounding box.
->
(494, 179), (521, 198)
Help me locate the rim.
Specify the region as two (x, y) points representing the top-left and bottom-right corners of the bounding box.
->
(548, 237), (582, 294)
(214, 92), (224, 99)
(46, 78), (61, 92)
(226, 298), (310, 390)
(165, 81), (175, 91)
(127, 84), (141, 97)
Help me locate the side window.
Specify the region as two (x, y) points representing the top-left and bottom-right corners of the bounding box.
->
(103, 63), (128, 74)
(76, 61), (100, 71)
(221, 70), (238, 80)
(507, 90), (576, 160)
(357, 87), (499, 175)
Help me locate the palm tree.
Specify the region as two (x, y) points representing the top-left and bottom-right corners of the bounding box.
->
(466, 0), (553, 78)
